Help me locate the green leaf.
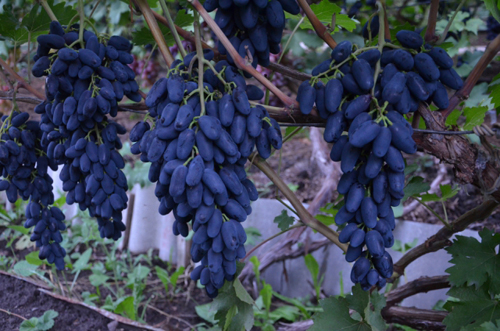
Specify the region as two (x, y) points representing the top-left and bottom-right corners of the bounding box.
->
(212, 279), (254, 331)
(170, 266), (185, 289)
(304, 254), (319, 283)
(334, 14), (357, 32)
(174, 9), (194, 28)
(364, 290), (387, 331)
(490, 84), (500, 109)
(310, 295), (371, 331)
(476, 319), (500, 331)
(19, 318), (38, 331)
(464, 18), (485, 35)
(8, 225), (31, 235)
(439, 184), (459, 200)
(73, 248), (92, 271)
(20, 310), (58, 331)
(420, 193), (440, 202)
(155, 266), (170, 293)
(345, 284), (369, 320)
(89, 273), (109, 287)
(25, 251), (44, 266)
(315, 213), (336, 226)
(403, 176), (430, 202)
(445, 229), (500, 292)
(195, 303), (217, 324)
(132, 24), (175, 46)
(445, 109), (461, 127)
(286, 1), (342, 31)
(21, 4), (51, 34)
(483, 0), (500, 23)
(14, 260), (39, 277)
(114, 296), (136, 320)
(273, 210), (295, 231)
(260, 283), (273, 312)
(268, 305), (300, 323)
(47, 0), (78, 26)
(463, 106), (489, 130)
(443, 298), (500, 330)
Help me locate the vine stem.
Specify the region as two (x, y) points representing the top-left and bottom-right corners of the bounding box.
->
(296, 0), (337, 49)
(391, 199), (499, 279)
(243, 223), (305, 260)
(132, 0), (174, 67)
(39, 0), (58, 21)
(0, 57), (45, 99)
(424, 0), (440, 42)
(189, 0), (298, 109)
(252, 157), (347, 253)
(78, 0), (85, 49)
(0, 308), (27, 321)
(159, 0), (187, 59)
(436, 0), (467, 45)
(441, 33), (500, 120)
(194, 13), (205, 116)
(151, 11), (312, 82)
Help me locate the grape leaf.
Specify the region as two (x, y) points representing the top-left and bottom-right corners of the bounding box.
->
(310, 295), (371, 331)
(212, 279), (254, 331)
(285, 1), (355, 32)
(21, 4), (51, 34)
(132, 24), (174, 46)
(443, 298), (500, 330)
(273, 210), (294, 231)
(445, 109), (461, 127)
(345, 284), (369, 319)
(463, 106), (489, 130)
(364, 290), (387, 331)
(403, 176), (430, 202)
(174, 9), (194, 28)
(483, 0), (500, 23)
(20, 310), (58, 331)
(490, 84), (500, 109)
(445, 229), (500, 291)
(439, 184), (458, 200)
(476, 319), (500, 331)
(47, 0), (78, 26)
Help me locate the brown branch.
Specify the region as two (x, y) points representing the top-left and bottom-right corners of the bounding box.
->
(252, 157), (346, 251)
(0, 57), (45, 100)
(386, 275), (450, 307)
(296, 0), (337, 49)
(152, 11), (311, 82)
(393, 199), (499, 277)
(132, 0), (174, 67)
(441, 34), (500, 119)
(383, 4), (391, 41)
(425, 0), (440, 43)
(382, 306), (447, 330)
(189, 0), (298, 108)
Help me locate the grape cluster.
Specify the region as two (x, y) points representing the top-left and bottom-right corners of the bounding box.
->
(31, 22), (136, 247)
(205, 0), (300, 67)
(296, 31), (463, 289)
(130, 54), (282, 297)
(487, 16), (500, 41)
(0, 111), (67, 269)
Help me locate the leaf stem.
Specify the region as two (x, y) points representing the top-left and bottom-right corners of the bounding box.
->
(188, 0), (298, 109)
(412, 197), (450, 228)
(436, 0), (467, 45)
(194, 13), (205, 116)
(78, 0), (85, 49)
(296, 0), (337, 49)
(243, 223), (304, 260)
(39, 0), (58, 22)
(133, 0), (175, 67)
(159, 0), (187, 58)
